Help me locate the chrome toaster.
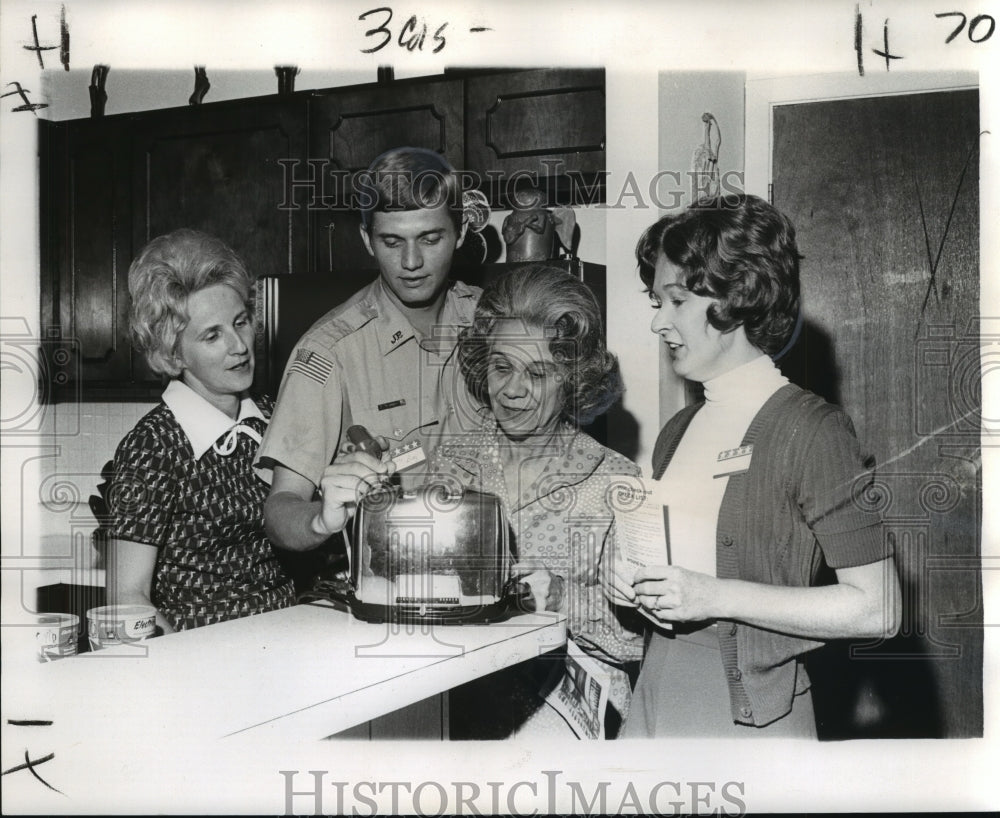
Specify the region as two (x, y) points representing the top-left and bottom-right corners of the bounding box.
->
(345, 485), (518, 624)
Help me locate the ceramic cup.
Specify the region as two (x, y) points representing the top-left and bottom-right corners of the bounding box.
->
(36, 612), (79, 662)
(86, 604), (157, 651)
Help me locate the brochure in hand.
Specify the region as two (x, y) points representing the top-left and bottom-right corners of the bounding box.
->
(612, 480), (672, 629)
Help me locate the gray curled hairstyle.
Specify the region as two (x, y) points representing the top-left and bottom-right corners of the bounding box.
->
(458, 265), (623, 427)
(128, 229), (254, 377)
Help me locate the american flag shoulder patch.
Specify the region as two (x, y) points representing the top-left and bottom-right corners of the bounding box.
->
(288, 348), (334, 385)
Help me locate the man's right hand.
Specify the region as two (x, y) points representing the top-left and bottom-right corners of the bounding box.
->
(312, 451), (395, 537)
(264, 456), (394, 551)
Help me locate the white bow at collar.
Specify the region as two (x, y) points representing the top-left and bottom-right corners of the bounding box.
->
(212, 422), (264, 456)
(162, 379), (267, 460)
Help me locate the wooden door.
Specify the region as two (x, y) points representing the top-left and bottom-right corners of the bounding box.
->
(772, 88), (982, 738)
(132, 97), (309, 278)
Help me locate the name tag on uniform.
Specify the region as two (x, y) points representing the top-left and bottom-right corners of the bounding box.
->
(714, 444), (753, 478)
(388, 440), (426, 471)
(378, 398), (406, 411)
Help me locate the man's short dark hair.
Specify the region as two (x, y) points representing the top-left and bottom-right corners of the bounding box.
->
(359, 146), (464, 232)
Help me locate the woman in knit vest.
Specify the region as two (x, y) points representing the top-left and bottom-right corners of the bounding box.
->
(610, 195), (901, 737)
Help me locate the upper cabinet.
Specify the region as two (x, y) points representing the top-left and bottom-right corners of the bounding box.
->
(40, 114), (155, 400)
(308, 76), (464, 276)
(464, 68), (606, 208)
(39, 68), (605, 401)
(131, 96), (309, 279)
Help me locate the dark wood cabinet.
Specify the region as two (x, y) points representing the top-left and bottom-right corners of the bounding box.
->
(308, 77), (464, 276)
(131, 96), (309, 279)
(39, 69), (605, 401)
(40, 114), (158, 400)
(464, 68), (606, 207)
(40, 97), (308, 400)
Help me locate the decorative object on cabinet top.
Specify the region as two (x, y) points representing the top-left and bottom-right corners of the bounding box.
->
(691, 112), (721, 199)
(501, 187), (577, 262)
(460, 189), (492, 263)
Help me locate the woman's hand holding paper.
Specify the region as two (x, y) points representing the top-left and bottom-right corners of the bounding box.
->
(601, 539), (639, 607)
(633, 564), (719, 624)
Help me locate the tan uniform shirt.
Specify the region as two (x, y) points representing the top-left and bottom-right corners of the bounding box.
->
(256, 277), (481, 487)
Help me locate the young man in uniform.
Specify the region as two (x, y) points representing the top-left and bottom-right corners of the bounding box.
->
(257, 147), (481, 550)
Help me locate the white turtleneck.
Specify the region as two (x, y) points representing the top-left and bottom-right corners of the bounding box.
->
(656, 354), (789, 577)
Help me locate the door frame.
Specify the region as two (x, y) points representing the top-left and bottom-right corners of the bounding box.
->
(744, 70), (979, 197)
(744, 70), (986, 739)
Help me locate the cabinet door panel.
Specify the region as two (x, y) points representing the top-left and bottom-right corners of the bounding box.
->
(482, 86), (605, 158)
(465, 69), (606, 207)
(43, 118), (138, 396)
(310, 79), (463, 172)
(131, 100), (308, 398)
(40, 116), (161, 400)
(133, 100), (308, 279)
(328, 105), (457, 171)
(68, 137), (128, 370)
(309, 79), (463, 276)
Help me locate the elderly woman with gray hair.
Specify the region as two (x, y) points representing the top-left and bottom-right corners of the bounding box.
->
(425, 265), (645, 738)
(104, 229), (300, 633)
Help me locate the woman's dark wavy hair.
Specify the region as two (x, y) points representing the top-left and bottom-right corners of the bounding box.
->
(458, 265), (623, 427)
(636, 194), (802, 356)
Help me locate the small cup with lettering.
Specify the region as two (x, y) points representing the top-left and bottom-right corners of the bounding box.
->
(86, 604), (157, 651)
(36, 613), (80, 662)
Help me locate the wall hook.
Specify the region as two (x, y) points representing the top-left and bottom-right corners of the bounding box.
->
(691, 112), (722, 199)
(89, 64), (109, 118)
(189, 66), (210, 105)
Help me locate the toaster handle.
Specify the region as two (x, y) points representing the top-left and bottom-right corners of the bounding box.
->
(297, 573), (357, 610)
(346, 425), (384, 458)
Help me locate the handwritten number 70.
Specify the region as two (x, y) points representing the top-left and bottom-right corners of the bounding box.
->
(936, 11), (995, 43)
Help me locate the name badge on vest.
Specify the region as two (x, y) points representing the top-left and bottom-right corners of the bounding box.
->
(714, 444), (753, 478)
